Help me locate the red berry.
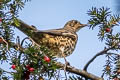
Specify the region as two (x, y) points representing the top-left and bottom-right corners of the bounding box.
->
(0, 18), (2, 22)
(44, 56), (50, 63)
(105, 28), (111, 32)
(26, 65), (30, 69)
(11, 65), (16, 69)
(29, 68), (35, 72)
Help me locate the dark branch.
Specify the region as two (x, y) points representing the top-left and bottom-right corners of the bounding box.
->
(83, 47), (112, 71)
(56, 62), (104, 80)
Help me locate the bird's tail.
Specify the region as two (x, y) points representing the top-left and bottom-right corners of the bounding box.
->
(12, 19), (37, 37)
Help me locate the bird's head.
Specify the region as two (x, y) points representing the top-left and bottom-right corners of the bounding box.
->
(64, 20), (87, 32)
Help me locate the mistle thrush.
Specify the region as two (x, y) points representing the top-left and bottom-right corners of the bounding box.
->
(14, 20), (87, 58)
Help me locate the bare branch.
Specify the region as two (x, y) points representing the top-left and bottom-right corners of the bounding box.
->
(83, 47), (112, 71)
(56, 62), (104, 80)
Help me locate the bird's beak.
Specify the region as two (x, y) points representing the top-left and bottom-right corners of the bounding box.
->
(76, 24), (88, 32)
(82, 24), (88, 27)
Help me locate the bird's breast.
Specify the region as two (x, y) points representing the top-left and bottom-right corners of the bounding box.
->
(40, 34), (78, 57)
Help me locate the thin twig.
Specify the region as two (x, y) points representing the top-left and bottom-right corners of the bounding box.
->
(20, 37), (29, 46)
(83, 47), (112, 71)
(0, 37), (9, 51)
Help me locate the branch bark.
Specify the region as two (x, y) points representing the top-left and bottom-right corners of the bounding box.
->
(12, 19), (104, 80)
(56, 62), (103, 80)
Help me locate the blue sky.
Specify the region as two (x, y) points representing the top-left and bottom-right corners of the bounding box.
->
(1, 0), (118, 79)
(18, 0), (115, 77)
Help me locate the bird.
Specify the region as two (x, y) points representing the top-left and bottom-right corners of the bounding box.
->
(13, 20), (87, 79)
(13, 20), (87, 58)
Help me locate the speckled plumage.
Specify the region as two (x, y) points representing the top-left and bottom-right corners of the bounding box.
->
(32, 20), (87, 58)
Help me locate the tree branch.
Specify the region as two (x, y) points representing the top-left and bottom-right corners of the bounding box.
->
(83, 47), (112, 71)
(56, 62), (104, 80)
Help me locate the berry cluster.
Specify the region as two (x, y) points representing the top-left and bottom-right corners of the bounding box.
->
(11, 56), (51, 79)
(11, 56), (50, 70)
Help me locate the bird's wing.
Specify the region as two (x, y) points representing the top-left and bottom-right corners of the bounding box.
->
(34, 29), (77, 40)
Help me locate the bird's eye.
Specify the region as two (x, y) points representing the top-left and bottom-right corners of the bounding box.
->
(74, 21), (78, 24)
(69, 23), (74, 27)
(67, 20), (79, 27)
(70, 21), (78, 27)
